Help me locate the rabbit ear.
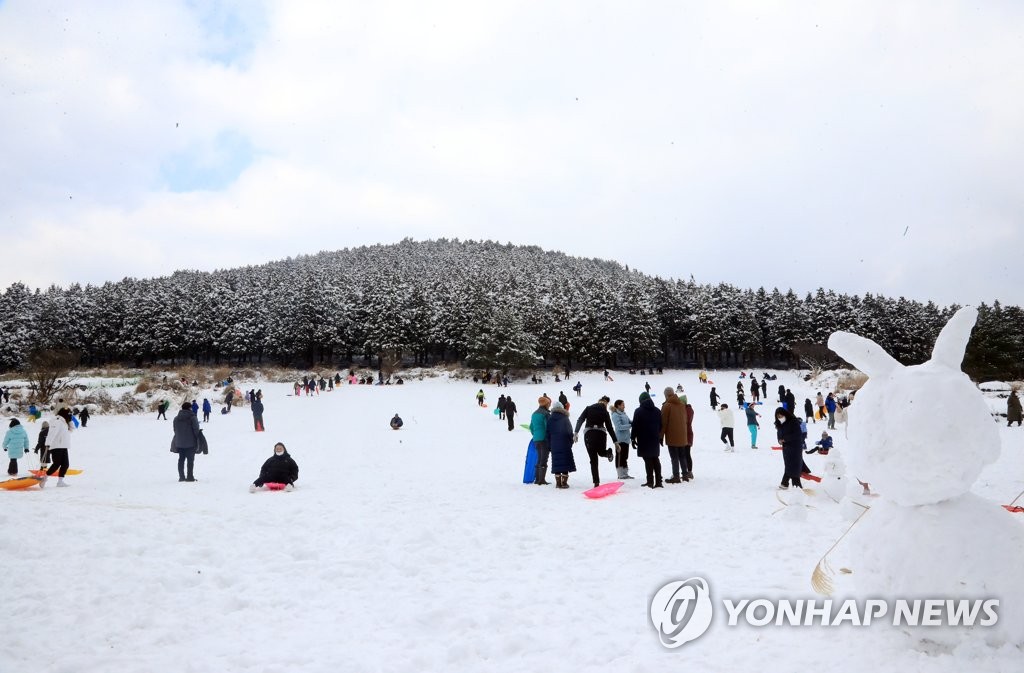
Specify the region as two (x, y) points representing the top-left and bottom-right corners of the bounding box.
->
(930, 306), (977, 370)
(827, 331), (901, 378)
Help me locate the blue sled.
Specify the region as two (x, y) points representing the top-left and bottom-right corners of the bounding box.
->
(523, 439), (538, 484)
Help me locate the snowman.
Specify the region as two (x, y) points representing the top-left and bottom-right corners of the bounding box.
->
(827, 306), (1024, 648)
(821, 447), (847, 504)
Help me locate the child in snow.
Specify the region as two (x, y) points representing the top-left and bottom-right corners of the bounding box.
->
(573, 381), (582, 397)
(476, 390), (485, 407)
(804, 398), (815, 424)
(807, 431), (833, 454)
(717, 404), (735, 451)
(3, 419), (30, 475)
(249, 442), (299, 492)
(390, 414), (404, 430)
(34, 421), (50, 468)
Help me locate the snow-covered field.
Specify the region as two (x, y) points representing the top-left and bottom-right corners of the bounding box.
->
(1, 370), (1021, 673)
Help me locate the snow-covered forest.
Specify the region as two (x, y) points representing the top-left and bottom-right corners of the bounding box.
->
(0, 239), (1019, 378)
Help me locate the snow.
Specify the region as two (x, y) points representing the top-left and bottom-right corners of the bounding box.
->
(1, 369), (1022, 672)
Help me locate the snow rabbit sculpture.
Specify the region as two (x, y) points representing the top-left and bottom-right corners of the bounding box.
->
(828, 306), (1024, 648)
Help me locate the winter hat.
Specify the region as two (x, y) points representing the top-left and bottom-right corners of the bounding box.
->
(663, 387), (674, 398)
(41, 421), (49, 428)
(639, 392), (651, 403)
(599, 395), (610, 403)
(538, 396), (551, 407)
(9, 418), (19, 427)
(552, 401), (565, 411)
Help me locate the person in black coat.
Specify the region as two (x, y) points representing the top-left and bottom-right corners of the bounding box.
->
(505, 397), (517, 431)
(785, 389), (796, 413)
(390, 414), (404, 429)
(558, 391), (569, 408)
(709, 387), (719, 410)
(631, 392), (663, 488)
(548, 401), (576, 488)
(804, 398), (815, 423)
(573, 396), (617, 487)
(774, 407), (804, 489)
(172, 403), (201, 482)
(497, 394), (507, 420)
(778, 384), (786, 404)
(250, 443), (299, 491)
(252, 396), (265, 431)
(79, 407), (90, 427)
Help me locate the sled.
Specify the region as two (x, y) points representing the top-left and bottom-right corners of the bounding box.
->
(1002, 505), (1024, 513)
(30, 469), (83, 477)
(520, 424), (530, 430)
(265, 482), (288, 491)
(584, 481), (624, 499)
(0, 476), (42, 490)
(493, 408), (501, 416)
(771, 445), (783, 451)
(522, 440), (538, 484)
(801, 472), (822, 483)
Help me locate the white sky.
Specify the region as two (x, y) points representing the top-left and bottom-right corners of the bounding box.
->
(1, 1), (1021, 306)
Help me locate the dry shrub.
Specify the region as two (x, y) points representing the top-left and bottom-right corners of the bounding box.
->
(212, 367), (231, 384)
(836, 371), (868, 392)
(135, 380), (152, 394)
(79, 389), (115, 413)
(115, 393), (145, 414)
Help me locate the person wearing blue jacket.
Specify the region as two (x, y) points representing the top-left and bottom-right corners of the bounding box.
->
(191, 399), (199, 416)
(775, 407), (805, 490)
(806, 431), (833, 454)
(825, 393), (837, 429)
(610, 399), (633, 480)
(3, 419), (30, 475)
(529, 396), (551, 485)
(548, 401), (576, 489)
(631, 392), (663, 488)
(201, 398), (212, 423)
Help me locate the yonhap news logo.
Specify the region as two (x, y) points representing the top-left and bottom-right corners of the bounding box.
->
(649, 578), (714, 648)
(650, 577), (1000, 649)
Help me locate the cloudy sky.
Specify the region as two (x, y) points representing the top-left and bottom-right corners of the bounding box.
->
(1, 1), (1021, 306)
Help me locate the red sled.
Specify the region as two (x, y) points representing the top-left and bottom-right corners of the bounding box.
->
(1002, 505), (1024, 513)
(772, 446), (783, 451)
(265, 482), (287, 491)
(801, 472), (822, 483)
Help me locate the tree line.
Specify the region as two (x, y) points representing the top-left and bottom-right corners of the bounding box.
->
(0, 239), (1019, 380)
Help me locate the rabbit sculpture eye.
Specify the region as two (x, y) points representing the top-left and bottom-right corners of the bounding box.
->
(827, 307), (999, 507)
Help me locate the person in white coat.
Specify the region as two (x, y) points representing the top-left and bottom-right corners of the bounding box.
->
(41, 408), (73, 487)
(717, 403), (735, 451)
(610, 399), (634, 479)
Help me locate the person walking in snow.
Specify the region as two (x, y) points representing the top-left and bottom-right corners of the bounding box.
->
(815, 392), (826, 421)
(78, 407), (90, 427)
(1007, 391), (1022, 427)
(171, 402), (201, 482)
(775, 406), (804, 490)
(225, 388), (235, 412)
(745, 404), (761, 448)
(476, 389), (486, 407)
(644, 381), (652, 394)
(497, 394), (507, 421)
(505, 396), (517, 431)
(661, 388), (693, 483)
(252, 394), (265, 431)
(631, 392), (663, 488)
(610, 399), (633, 480)
(573, 381), (583, 397)
(717, 403), (735, 451)
(709, 386), (719, 410)
(785, 389), (796, 413)
(34, 421), (50, 468)
(40, 408), (74, 488)
(3, 419), (29, 475)
(548, 400), (576, 489)
(825, 392), (837, 429)
(249, 442), (299, 492)
(736, 387), (745, 407)
(573, 395), (617, 488)
(761, 379), (767, 400)
(157, 399), (170, 420)
(750, 378), (760, 403)
(804, 398), (815, 424)
(202, 398), (212, 423)
(191, 399), (199, 416)
(778, 384), (786, 405)
(558, 391), (569, 409)
(530, 396), (551, 485)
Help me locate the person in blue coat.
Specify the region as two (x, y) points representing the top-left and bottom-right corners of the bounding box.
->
(548, 401), (576, 489)
(201, 398), (212, 423)
(806, 431), (833, 454)
(825, 393), (837, 429)
(191, 399), (199, 416)
(3, 419), (30, 475)
(529, 396), (551, 485)
(775, 407), (805, 489)
(610, 399), (633, 480)
(631, 392), (663, 488)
